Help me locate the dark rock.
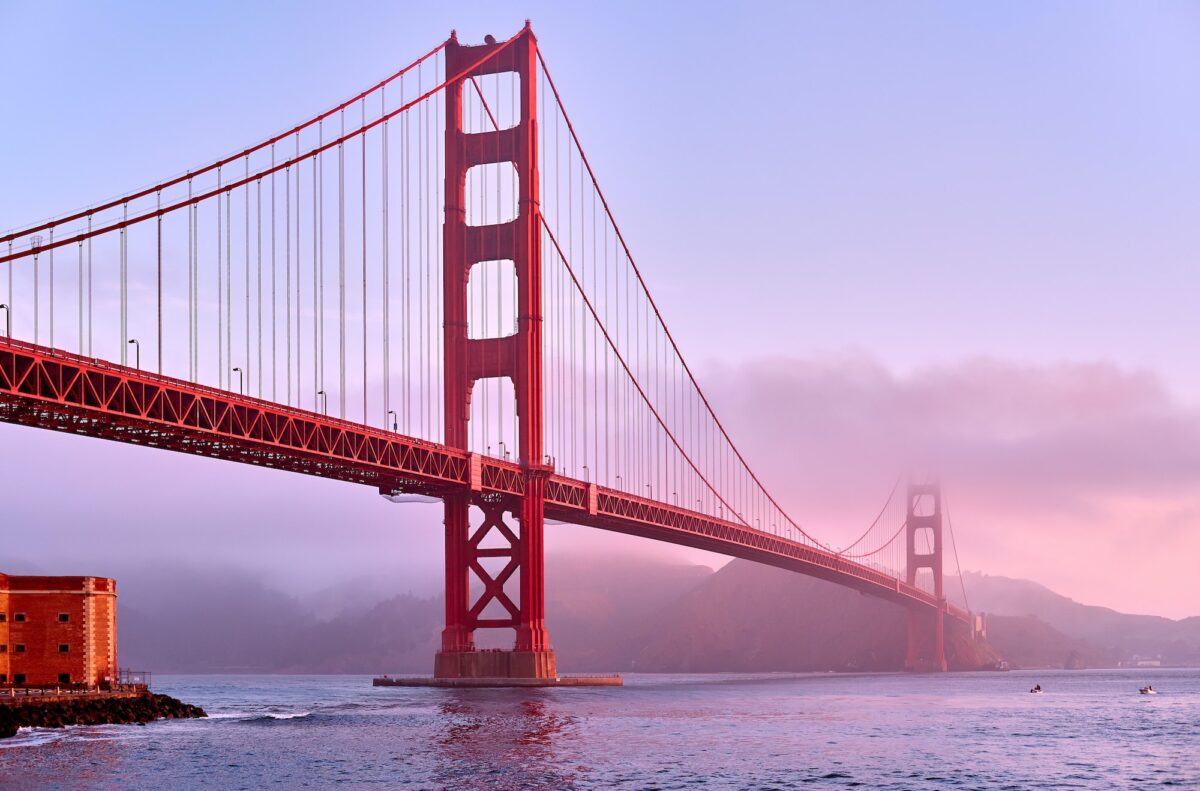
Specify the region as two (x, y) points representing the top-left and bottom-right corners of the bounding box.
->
(0, 693), (206, 738)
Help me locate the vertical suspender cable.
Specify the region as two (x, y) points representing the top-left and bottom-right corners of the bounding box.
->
(402, 77), (411, 433)
(77, 239), (83, 353)
(321, 123), (326, 408)
(339, 109), (347, 418)
(435, 54), (443, 438)
(193, 200), (199, 378)
(271, 146), (278, 401)
(157, 190), (163, 373)
(48, 228), (54, 349)
(257, 178), (263, 397)
(89, 213), (97, 350)
(245, 157), (251, 394)
(33, 247), (38, 345)
(286, 159), (292, 405)
(295, 133), (302, 406)
(6, 241), (11, 336)
(217, 169), (224, 386)
(319, 120), (326, 407)
(313, 146), (319, 409)
(417, 65), (425, 437)
(362, 97), (369, 424)
(187, 183), (194, 379)
(120, 206), (128, 361)
(226, 190), (232, 387)
(382, 86), (390, 428)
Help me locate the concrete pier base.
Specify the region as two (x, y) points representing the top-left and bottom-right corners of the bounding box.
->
(434, 648), (558, 681)
(374, 648), (621, 688)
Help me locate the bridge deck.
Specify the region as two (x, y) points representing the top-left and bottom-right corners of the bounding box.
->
(0, 337), (966, 622)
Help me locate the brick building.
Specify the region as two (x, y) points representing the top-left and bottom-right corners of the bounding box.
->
(0, 573), (117, 687)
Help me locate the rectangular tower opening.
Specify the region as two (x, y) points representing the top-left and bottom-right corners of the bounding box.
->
(462, 71), (522, 134)
(467, 259), (517, 339)
(465, 162), (519, 227)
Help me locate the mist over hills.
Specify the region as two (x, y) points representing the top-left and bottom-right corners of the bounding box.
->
(112, 556), (1199, 674)
(952, 572), (1200, 667)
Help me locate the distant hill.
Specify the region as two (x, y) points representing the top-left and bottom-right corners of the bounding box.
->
(118, 556), (713, 674)
(115, 557), (1198, 674)
(951, 572), (1200, 666)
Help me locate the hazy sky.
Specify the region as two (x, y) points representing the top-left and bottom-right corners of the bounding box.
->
(1, 1), (1197, 618)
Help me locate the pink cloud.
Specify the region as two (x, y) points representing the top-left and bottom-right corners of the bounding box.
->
(704, 354), (1200, 618)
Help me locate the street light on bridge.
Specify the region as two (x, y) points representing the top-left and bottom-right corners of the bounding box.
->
(387, 409), (397, 432)
(232, 367), (243, 395)
(316, 390), (327, 415)
(0, 304), (10, 338)
(127, 338), (139, 370)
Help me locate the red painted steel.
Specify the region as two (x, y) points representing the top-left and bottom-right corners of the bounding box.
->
(0, 336), (967, 626)
(0, 32), (523, 267)
(0, 25), (973, 681)
(904, 484), (949, 672)
(437, 24), (554, 678)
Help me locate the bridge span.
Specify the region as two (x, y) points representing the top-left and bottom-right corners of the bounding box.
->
(0, 23), (973, 680)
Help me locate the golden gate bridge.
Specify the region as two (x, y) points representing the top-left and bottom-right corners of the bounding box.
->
(0, 23), (975, 682)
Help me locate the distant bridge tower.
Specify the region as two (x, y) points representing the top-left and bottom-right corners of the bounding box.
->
(436, 24), (556, 681)
(905, 483), (948, 672)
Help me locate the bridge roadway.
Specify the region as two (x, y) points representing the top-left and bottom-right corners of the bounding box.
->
(0, 336), (966, 623)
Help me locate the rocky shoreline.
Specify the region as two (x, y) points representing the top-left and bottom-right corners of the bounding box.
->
(0, 692), (206, 739)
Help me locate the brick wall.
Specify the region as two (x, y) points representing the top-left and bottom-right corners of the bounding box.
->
(0, 574), (9, 684)
(0, 575), (118, 687)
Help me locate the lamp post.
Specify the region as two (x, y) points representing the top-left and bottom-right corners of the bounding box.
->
(127, 339), (140, 370)
(0, 304), (9, 338)
(387, 409), (397, 432)
(232, 367), (244, 395)
(316, 390), (327, 415)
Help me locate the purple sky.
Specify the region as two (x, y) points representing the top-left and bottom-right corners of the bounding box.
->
(1, 1), (1197, 617)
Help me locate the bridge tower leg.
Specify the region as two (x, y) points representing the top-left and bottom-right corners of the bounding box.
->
(904, 483), (948, 672)
(436, 25), (556, 681)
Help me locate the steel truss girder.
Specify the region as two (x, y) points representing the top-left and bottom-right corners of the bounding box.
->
(0, 337), (966, 626)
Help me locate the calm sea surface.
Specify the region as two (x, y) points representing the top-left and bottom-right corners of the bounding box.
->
(1, 669), (1197, 789)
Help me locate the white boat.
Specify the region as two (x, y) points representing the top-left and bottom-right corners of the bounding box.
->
(1139, 687), (1157, 695)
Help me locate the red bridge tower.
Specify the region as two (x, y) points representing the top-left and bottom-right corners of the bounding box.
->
(904, 483), (948, 672)
(436, 25), (555, 681)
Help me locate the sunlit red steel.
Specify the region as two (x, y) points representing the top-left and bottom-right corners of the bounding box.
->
(0, 336), (966, 629)
(0, 24), (971, 683)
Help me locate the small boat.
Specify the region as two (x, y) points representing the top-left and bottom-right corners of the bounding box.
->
(1139, 686), (1157, 695)
(1030, 684), (1044, 694)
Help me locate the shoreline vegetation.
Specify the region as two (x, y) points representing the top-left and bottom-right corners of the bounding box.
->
(0, 692), (206, 739)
